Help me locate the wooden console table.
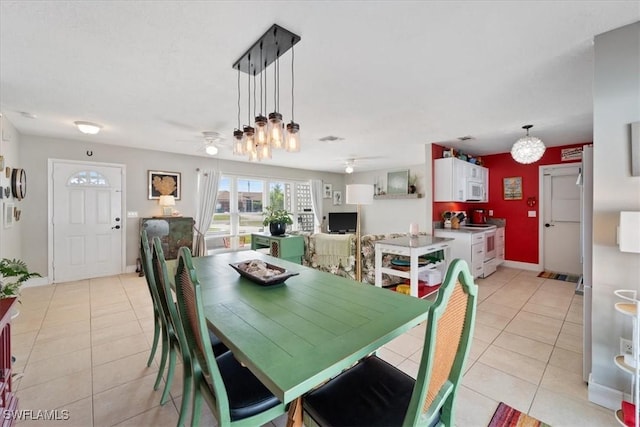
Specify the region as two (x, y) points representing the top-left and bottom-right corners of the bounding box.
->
(0, 297), (18, 425)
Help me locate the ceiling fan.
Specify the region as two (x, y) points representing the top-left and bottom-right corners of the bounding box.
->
(201, 131), (224, 156)
(340, 156), (385, 173)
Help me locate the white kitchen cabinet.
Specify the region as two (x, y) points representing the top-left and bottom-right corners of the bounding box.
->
(434, 229), (485, 279)
(434, 157), (488, 202)
(496, 227), (505, 265)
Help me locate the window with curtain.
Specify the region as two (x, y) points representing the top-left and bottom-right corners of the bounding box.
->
(207, 175), (313, 252)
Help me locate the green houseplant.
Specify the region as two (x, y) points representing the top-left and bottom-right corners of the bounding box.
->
(0, 258), (41, 299)
(262, 206), (293, 236)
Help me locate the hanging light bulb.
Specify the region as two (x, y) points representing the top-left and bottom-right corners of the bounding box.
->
(243, 125), (255, 154)
(258, 139), (272, 160)
(285, 40), (300, 152)
(254, 45), (269, 148)
(269, 49), (284, 148)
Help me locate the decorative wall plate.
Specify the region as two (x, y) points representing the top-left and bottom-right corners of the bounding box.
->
(11, 168), (26, 201)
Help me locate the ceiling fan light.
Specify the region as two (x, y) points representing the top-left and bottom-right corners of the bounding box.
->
(345, 165), (354, 174)
(205, 144), (219, 156)
(285, 121), (300, 152)
(74, 121), (102, 135)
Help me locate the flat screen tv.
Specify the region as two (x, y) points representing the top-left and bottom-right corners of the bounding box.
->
(328, 212), (357, 233)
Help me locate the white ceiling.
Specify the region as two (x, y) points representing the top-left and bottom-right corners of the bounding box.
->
(1, 1), (638, 173)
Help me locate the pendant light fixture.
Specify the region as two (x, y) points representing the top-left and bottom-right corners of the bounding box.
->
(286, 39), (300, 152)
(233, 65), (245, 155)
(511, 124), (546, 164)
(232, 24), (300, 161)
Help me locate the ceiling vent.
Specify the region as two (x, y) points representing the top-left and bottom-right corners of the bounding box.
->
(319, 135), (344, 142)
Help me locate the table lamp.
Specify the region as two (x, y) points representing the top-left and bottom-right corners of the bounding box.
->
(158, 195), (176, 216)
(346, 184), (374, 282)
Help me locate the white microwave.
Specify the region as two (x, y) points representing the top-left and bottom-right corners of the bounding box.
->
(466, 180), (484, 202)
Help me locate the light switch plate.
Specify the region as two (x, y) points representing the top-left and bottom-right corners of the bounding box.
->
(489, 210), (494, 216)
(528, 211), (536, 217)
(127, 211), (138, 218)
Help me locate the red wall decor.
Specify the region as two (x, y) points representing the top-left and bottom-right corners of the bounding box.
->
(432, 142), (587, 265)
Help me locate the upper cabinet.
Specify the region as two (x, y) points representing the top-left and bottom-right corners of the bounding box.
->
(434, 157), (489, 202)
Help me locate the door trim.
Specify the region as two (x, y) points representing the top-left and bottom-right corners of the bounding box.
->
(538, 162), (580, 273)
(47, 159), (127, 283)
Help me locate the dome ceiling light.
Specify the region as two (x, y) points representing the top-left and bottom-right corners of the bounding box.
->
(74, 121), (102, 135)
(511, 124), (546, 164)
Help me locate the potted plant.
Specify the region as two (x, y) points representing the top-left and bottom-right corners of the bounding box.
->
(0, 258), (41, 300)
(262, 206), (293, 236)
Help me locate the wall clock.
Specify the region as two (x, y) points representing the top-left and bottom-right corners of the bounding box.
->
(11, 168), (26, 201)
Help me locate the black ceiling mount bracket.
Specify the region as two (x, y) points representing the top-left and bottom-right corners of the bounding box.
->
(232, 24), (301, 75)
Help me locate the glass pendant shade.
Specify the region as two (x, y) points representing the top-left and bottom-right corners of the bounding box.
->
(242, 126), (255, 154)
(248, 148), (259, 162)
(254, 115), (269, 145)
(285, 122), (300, 152)
(258, 141), (272, 160)
(268, 112), (284, 148)
(511, 136), (546, 164)
(233, 129), (245, 155)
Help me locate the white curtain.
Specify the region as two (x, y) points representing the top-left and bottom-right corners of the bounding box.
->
(193, 169), (220, 256)
(310, 179), (324, 233)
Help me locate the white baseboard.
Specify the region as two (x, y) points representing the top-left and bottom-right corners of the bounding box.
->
(502, 260), (541, 271)
(125, 264), (139, 274)
(588, 374), (622, 410)
(22, 276), (51, 287)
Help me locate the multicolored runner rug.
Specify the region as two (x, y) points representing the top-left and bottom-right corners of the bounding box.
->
(488, 402), (551, 427)
(537, 271), (580, 283)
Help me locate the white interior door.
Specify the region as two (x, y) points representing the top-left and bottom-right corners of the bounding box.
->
(542, 165), (581, 275)
(51, 161), (124, 282)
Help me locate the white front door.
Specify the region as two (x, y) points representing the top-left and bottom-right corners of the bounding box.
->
(542, 165), (581, 275)
(51, 161), (124, 282)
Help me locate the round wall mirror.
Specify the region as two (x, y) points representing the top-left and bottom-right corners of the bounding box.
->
(11, 168), (26, 201)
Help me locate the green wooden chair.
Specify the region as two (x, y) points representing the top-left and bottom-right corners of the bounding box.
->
(139, 230), (161, 368)
(174, 247), (287, 427)
(303, 258), (478, 427)
(151, 237), (228, 426)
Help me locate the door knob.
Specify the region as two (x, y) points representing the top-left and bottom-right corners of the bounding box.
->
(544, 223), (554, 227)
(112, 225), (121, 230)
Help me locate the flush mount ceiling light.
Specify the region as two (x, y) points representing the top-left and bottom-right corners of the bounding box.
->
(232, 24), (301, 161)
(511, 124), (546, 164)
(74, 121), (102, 135)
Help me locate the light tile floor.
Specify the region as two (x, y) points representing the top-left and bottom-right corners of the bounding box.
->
(10, 267), (616, 426)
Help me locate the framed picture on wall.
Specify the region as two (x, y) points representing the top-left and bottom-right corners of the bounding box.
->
(503, 177), (523, 200)
(323, 183), (332, 199)
(3, 202), (14, 228)
(387, 170), (409, 194)
(148, 170), (181, 200)
(333, 191), (342, 206)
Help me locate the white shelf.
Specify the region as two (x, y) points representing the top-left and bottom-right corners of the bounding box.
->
(373, 193), (422, 200)
(614, 289), (640, 427)
(617, 302), (637, 317)
(380, 260), (444, 280)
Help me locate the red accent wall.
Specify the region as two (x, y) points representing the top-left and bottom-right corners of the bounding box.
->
(432, 142), (588, 264)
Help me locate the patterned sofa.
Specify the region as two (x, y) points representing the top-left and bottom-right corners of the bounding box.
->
(294, 231), (429, 285)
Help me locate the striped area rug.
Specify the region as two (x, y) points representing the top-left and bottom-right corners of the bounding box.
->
(488, 402), (551, 427)
(537, 271), (580, 283)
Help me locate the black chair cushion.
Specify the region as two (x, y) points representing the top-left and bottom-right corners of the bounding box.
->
(304, 356), (415, 427)
(208, 329), (229, 357)
(216, 351), (281, 421)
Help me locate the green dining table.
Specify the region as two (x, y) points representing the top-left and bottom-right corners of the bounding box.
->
(167, 250), (432, 425)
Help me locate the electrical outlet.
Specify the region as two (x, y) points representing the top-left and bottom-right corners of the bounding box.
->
(621, 338), (633, 355)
